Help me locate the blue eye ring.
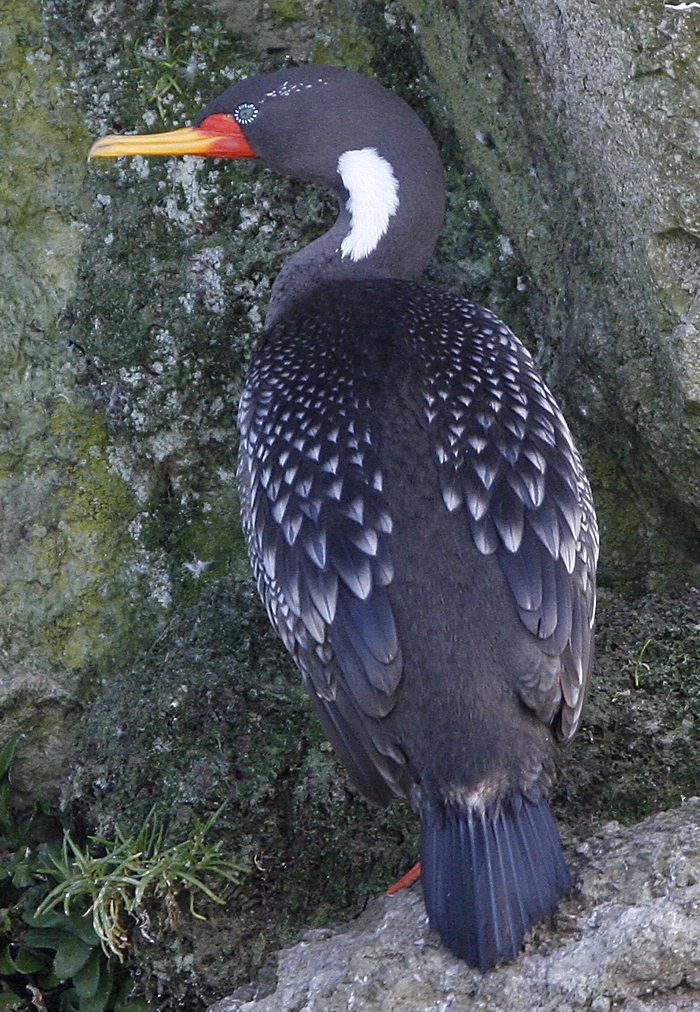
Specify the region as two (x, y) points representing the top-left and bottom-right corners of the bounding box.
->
(234, 103), (258, 126)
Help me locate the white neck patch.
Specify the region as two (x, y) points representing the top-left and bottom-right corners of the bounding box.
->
(337, 147), (400, 262)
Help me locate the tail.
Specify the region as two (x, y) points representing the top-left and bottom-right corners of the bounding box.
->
(420, 794), (570, 971)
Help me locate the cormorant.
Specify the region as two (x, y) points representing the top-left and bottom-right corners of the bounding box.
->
(90, 65), (598, 971)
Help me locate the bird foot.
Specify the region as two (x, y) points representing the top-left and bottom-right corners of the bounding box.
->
(385, 860), (422, 894)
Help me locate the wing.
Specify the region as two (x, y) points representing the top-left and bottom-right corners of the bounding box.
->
(420, 298), (598, 740)
(237, 324), (409, 805)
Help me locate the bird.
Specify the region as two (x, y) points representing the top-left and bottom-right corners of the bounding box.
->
(89, 65), (598, 971)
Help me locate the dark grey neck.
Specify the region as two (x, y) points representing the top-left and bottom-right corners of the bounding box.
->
(265, 154), (446, 329)
(266, 228), (366, 329)
(266, 221), (433, 328)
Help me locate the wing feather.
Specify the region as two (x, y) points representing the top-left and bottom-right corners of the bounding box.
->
(423, 301), (598, 739)
(237, 315), (406, 801)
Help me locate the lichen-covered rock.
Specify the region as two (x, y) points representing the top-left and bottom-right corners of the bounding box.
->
(209, 0), (375, 69)
(1, 0), (170, 789)
(206, 802), (700, 1012)
(405, 0), (700, 593)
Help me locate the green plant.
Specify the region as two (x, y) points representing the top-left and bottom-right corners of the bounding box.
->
(132, 31), (188, 121)
(0, 736), (243, 1011)
(11, 900), (144, 1012)
(0, 737), (34, 890)
(36, 807), (244, 960)
(0, 736), (142, 1011)
(125, 16), (231, 124)
(631, 636), (654, 688)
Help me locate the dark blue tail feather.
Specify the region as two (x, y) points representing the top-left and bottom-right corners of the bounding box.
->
(420, 795), (570, 971)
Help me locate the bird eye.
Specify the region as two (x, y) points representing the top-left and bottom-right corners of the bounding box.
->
(234, 103), (258, 126)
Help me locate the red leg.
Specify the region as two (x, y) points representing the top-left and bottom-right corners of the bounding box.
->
(385, 860), (422, 894)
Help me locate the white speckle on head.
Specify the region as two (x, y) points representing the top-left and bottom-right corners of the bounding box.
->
(337, 148), (400, 262)
(265, 79), (327, 100)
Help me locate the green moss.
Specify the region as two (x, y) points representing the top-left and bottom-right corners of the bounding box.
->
(0, 0), (177, 683)
(0, 0), (89, 313)
(47, 405), (134, 524)
(268, 0), (301, 26)
(36, 403), (141, 670)
(312, 30), (375, 75)
(312, 37), (373, 73)
(304, 0), (374, 75)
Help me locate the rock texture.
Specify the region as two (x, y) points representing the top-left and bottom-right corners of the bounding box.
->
(406, 0), (700, 591)
(0, 0), (163, 799)
(207, 801), (700, 1012)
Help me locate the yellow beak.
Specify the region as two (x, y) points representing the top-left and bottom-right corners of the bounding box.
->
(88, 118), (257, 160)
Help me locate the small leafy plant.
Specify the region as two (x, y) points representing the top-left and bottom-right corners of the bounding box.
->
(8, 900), (140, 1012)
(36, 808), (243, 960)
(631, 636), (654, 688)
(0, 737), (244, 1011)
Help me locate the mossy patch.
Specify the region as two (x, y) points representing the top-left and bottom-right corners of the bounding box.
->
(267, 0), (301, 27)
(39, 398), (148, 671)
(0, 0), (172, 686)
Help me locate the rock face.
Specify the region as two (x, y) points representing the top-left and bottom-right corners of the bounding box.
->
(0, 0), (164, 801)
(207, 801), (700, 1012)
(406, 0), (700, 592)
